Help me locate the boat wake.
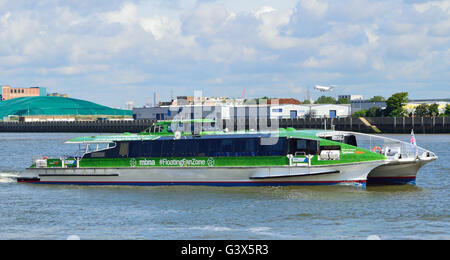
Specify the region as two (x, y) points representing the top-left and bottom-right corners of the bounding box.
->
(0, 173), (19, 183)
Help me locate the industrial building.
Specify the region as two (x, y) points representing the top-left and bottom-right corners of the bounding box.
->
(133, 103), (351, 121)
(1, 86), (47, 101)
(338, 94), (364, 101)
(351, 101), (387, 113)
(403, 99), (450, 115)
(350, 99), (450, 115)
(0, 96), (132, 121)
(133, 105), (228, 121)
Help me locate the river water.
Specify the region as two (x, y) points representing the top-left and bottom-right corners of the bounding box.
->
(0, 133), (448, 240)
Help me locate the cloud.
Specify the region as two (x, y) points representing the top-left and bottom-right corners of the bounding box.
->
(140, 16), (181, 40)
(0, 0), (448, 107)
(102, 2), (138, 25)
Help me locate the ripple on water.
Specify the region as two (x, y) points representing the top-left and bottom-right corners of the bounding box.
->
(0, 133), (449, 239)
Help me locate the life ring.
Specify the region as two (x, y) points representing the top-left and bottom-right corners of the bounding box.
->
(372, 146), (382, 153)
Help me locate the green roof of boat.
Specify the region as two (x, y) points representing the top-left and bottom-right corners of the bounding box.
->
(65, 128), (328, 144)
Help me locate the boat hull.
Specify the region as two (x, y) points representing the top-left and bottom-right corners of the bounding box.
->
(367, 159), (435, 185)
(18, 161), (385, 188)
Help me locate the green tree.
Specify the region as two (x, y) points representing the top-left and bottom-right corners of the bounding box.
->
(386, 92), (408, 117)
(352, 110), (367, 118)
(366, 106), (382, 117)
(414, 104), (430, 117)
(303, 99), (312, 104)
(429, 103), (439, 117)
(445, 104), (450, 116)
(316, 96), (336, 104)
(337, 98), (350, 104)
(369, 96), (386, 102)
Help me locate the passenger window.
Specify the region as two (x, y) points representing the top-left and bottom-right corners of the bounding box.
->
(297, 140), (307, 151)
(291, 139), (319, 155)
(119, 142), (129, 157)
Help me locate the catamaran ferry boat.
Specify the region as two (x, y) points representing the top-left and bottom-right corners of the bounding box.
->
(17, 120), (437, 188)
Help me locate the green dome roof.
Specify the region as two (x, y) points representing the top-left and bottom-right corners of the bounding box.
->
(0, 96), (132, 118)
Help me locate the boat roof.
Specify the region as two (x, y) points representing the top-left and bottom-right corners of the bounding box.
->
(65, 129), (328, 144)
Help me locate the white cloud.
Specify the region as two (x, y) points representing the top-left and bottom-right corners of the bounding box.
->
(256, 7), (298, 49)
(414, 0), (450, 14)
(365, 29), (379, 45)
(299, 0), (328, 18)
(101, 2), (138, 25)
(254, 6), (276, 18)
(39, 64), (110, 76)
(140, 16), (181, 40)
(0, 11), (9, 24)
(0, 0), (448, 106)
(182, 3), (231, 36)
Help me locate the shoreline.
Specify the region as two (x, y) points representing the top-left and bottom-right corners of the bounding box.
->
(0, 117), (449, 134)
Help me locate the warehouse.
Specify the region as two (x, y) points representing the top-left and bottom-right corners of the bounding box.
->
(133, 104), (351, 120)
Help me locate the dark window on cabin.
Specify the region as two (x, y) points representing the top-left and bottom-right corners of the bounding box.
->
(320, 145), (341, 151)
(122, 137), (288, 158)
(161, 141), (174, 156)
(119, 142), (129, 157)
(222, 140), (233, 152)
(297, 139), (307, 151)
(289, 139), (319, 155)
(345, 135), (358, 147)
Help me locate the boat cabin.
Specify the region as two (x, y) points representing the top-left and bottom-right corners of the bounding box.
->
(83, 135), (329, 160)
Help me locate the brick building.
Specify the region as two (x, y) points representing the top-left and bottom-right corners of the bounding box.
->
(1, 86), (47, 101)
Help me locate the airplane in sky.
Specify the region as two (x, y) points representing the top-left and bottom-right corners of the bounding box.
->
(314, 85), (336, 92)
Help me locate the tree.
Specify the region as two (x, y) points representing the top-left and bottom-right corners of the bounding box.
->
(353, 110), (367, 118)
(386, 92), (408, 117)
(369, 96), (386, 102)
(446, 104), (450, 116)
(337, 98), (350, 104)
(303, 99), (312, 104)
(366, 106), (382, 117)
(316, 96), (336, 104)
(414, 104), (430, 117)
(429, 103), (439, 117)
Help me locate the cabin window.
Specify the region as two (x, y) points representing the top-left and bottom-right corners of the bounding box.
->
(150, 125), (163, 133)
(297, 140), (307, 151)
(320, 145), (341, 151)
(258, 138), (287, 156)
(124, 137), (288, 158)
(91, 152), (105, 158)
(161, 141), (174, 157)
(221, 140), (234, 152)
(119, 142), (129, 157)
(344, 135), (358, 147)
(290, 139), (319, 156)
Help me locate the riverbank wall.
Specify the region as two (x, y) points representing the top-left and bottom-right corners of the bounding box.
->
(0, 117), (448, 133)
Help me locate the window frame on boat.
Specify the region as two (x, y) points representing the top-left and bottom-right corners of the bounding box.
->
(83, 135), (290, 158)
(82, 135), (326, 159)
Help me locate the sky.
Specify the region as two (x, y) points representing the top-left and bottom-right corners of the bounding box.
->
(0, 0), (449, 108)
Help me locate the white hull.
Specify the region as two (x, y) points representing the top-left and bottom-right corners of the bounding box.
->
(368, 157), (436, 184)
(317, 130), (439, 185)
(20, 161), (385, 187)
